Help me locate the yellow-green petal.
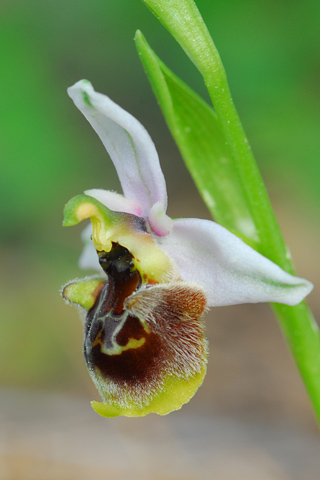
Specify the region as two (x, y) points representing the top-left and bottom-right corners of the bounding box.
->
(62, 278), (106, 311)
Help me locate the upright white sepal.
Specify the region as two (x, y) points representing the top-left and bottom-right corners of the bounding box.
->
(68, 80), (167, 216)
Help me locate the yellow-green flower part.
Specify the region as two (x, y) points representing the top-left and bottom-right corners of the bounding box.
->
(63, 194), (177, 284)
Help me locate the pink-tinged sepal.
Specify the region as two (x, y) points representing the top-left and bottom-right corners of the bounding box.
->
(68, 80), (167, 216)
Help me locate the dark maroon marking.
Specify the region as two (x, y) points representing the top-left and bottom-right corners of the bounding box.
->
(115, 315), (146, 347)
(90, 330), (164, 386)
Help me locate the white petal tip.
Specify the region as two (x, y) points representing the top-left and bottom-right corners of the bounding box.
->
(67, 80), (168, 215)
(67, 79), (93, 97)
(276, 278), (314, 306)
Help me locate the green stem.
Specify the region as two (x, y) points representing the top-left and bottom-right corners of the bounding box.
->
(142, 0), (320, 424)
(273, 303), (320, 414)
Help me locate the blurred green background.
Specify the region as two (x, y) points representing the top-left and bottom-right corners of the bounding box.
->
(1, 0), (320, 476)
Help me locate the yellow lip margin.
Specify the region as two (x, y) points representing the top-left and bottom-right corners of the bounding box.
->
(91, 366), (207, 418)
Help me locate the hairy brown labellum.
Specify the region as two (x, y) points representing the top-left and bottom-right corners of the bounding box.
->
(84, 243), (208, 408)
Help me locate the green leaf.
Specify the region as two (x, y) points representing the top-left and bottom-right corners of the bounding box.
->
(141, 0), (288, 265)
(135, 30), (255, 245)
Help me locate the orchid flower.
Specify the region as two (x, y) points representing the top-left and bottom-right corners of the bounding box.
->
(62, 80), (313, 418)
